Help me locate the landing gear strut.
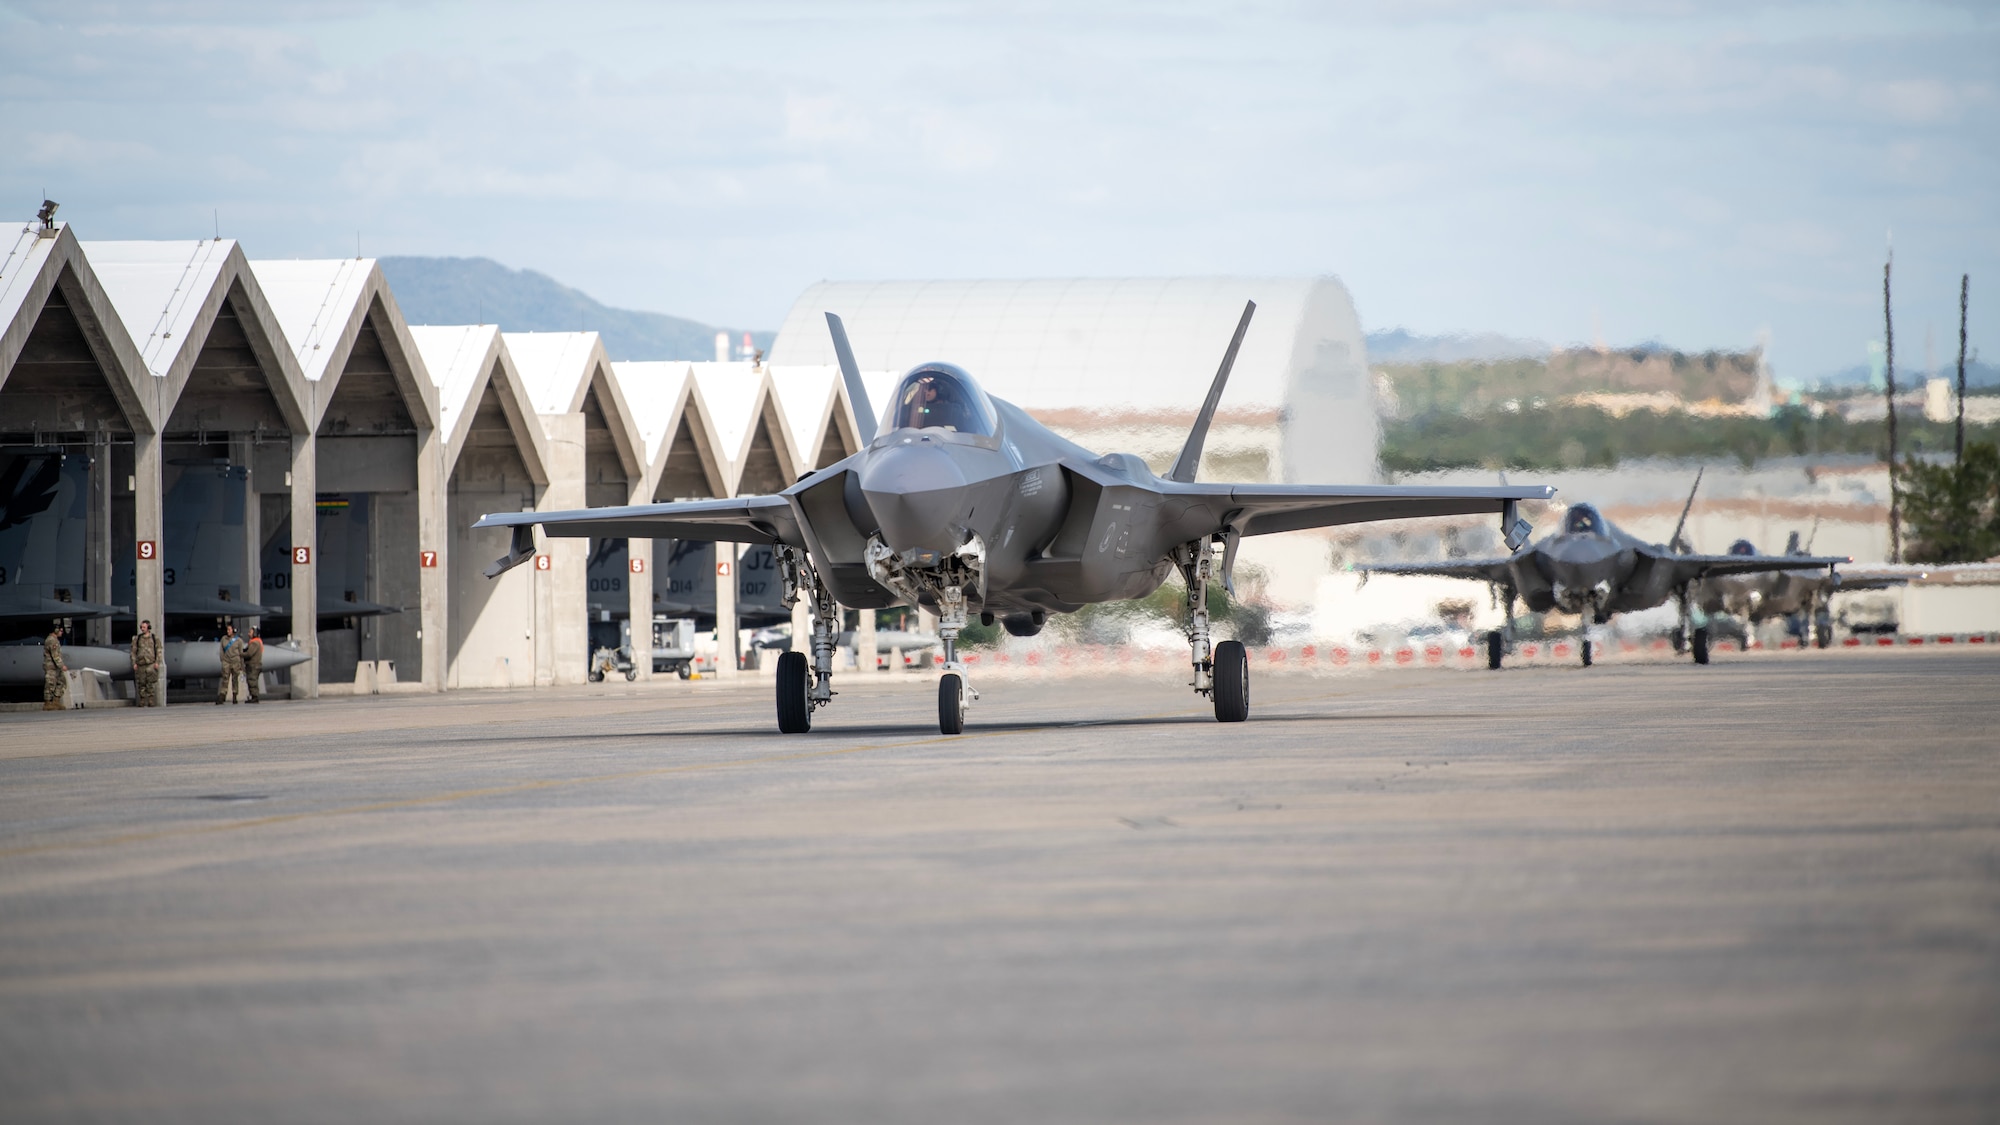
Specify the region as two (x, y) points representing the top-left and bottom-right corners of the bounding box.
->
(934, 584), (977, 735)
(774, 546), (843, 734)
(861, 534), (983, 735)
(1177, 534), (1246, 721)
(1677, 586), (1710, 666)
(1485, 584), (1517, 670)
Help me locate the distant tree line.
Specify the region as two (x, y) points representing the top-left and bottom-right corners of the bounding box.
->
(1381, 404), (2000, 474)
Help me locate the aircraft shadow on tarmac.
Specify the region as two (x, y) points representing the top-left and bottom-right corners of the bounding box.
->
(423, 710), (1510, 745)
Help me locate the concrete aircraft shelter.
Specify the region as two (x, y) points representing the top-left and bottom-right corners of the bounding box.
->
(410, 324), (557, 690)
(0, 221), (152, 648)
(83, 238), (316, 676)
(506, 331), (650, 678)
(252, 257), (443, 692)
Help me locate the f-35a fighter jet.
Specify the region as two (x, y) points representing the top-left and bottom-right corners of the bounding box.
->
(1695, 527), (1921, 649)
(476, 303), (1553, 734)
(1363, 474), (1849, 667)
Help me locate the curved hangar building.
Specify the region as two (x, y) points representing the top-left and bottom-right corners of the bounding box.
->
(766, 278), (1379, 485)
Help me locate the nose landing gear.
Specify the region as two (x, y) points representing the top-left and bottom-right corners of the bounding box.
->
(933, 584), (980, 735)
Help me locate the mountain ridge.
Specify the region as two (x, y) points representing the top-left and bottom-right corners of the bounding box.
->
(377, 256), (773, 362)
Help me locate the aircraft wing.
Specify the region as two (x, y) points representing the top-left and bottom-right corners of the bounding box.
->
(318, 595), (404, 618)
(1832, 563), (1928, 591)
(0, 593), (128, 623)
(164, 592), (286, 618)
(1662, 551), (1849, 583)
(1159, 482), (1555, 537)
(472, 496), (803, 576)
(1358, 558), (1517, 583)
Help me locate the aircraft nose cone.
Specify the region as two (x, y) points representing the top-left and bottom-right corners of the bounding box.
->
(860, 441), (971, 555)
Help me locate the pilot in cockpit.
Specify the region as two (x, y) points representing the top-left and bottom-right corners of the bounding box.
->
(888, 369), (994, 434)
(1564, 505), (1604, 536)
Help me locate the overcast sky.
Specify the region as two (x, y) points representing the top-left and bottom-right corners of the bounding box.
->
(3, 1), (1993, 381)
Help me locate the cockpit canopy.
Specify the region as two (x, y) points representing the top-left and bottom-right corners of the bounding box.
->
(1728, 539), (1757, 556)
(1563, 504), (1607, 537)
(881, 364), (997, 437)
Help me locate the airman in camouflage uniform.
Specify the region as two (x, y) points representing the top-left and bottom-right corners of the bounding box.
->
(217, 624), (246, 705)
(244, 628), (264, 703)
(130, 619), (164, 707)
(43, 623), (67, 711)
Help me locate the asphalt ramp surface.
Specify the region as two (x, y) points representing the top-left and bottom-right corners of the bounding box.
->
(1, 652), (1996, 1123)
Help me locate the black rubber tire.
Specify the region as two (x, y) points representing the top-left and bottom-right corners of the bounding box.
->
(1212, 640), (1249, 722)
(1692, 627), (1711, 665)
(938, 674), (966, 735)
(676, 665), (691, 680)
(1671, 627), (1686, 654)
(624, 668), (637, 682)
(1486, 630), (1504, 670)
(1580, 638), (1593, 667)
(588, 668), (603, 683)
(1814, 611), (1832, 649)
(776, 651), (812, 733)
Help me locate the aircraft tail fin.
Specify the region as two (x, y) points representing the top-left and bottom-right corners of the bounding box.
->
(825, 313), (877, 446)
(1168, 300), (1256, 483)
(1669, 467), (1703, 554)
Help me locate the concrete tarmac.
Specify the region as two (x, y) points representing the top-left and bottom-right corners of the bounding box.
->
(1, 651), (1996, 1123)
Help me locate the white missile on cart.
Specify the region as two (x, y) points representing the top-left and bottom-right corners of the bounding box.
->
(0, 638), (312, 685)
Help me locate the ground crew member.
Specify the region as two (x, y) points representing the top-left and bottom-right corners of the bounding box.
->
(244, 628), (264, 703)
(131, 619), (164, 707)
(217, 624), (246, 705)
(43, 622), (67, 711)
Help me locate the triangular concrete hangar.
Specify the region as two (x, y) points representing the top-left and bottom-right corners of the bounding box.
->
(2, 215), (872, 702)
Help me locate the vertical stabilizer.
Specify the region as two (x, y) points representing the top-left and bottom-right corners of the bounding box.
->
(825, 313), (876, 446)
(1168, 301), (1256, 484)
(1669, 468), (1703, 554)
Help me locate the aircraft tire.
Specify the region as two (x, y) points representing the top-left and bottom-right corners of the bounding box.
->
(776, 651), (812, 733)
(1692, 627), (1711, 665)
(677, 665), (692, 680)
(588, 668), (603, 683)
(1486, 630), (1505, 670)
(1581, 638), (1593, 667)
(1212, 640), (1249, 722)
(1671, 627), (1686, 654)
(1814, 611), (1833, 649)
(938, 673), (966, 735)
(624, 667), (637, 682)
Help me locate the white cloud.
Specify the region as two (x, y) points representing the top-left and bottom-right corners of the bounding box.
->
(0, 0), (1992, 379)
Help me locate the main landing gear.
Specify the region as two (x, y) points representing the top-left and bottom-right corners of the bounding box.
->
(1676, 587), (1710, 665)
(1484, 585), (1519, 670)
(774, 546), (844, 734)
(1177, 534), (1247, 721)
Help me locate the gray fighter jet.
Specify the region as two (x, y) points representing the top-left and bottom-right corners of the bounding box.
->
(0, 450), (129, 625)
(1695, 527), (1920, 649)
(1363, 476), (1849, 667)
(476, 303), (1554, 734)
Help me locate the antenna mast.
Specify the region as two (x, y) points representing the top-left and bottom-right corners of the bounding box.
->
(1885, 252), (1901, 564)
